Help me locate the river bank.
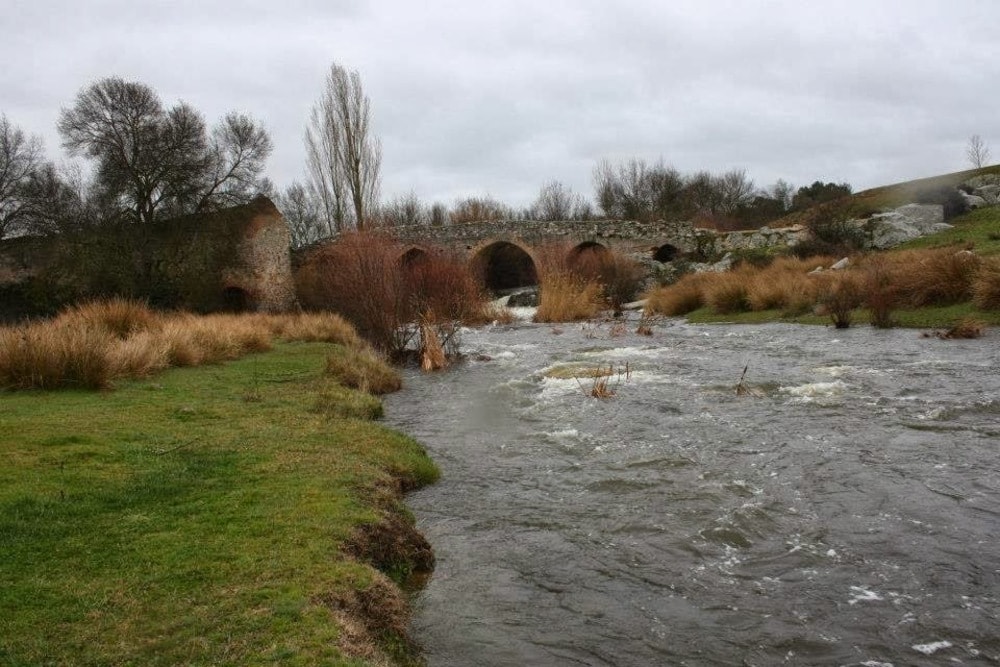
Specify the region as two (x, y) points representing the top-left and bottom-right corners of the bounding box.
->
(0, 341), (438, 665)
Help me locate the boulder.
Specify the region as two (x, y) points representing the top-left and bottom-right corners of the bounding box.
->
(862, 203), (951, 250)
(961, 192), (988, 209)
(831, 257), (851, 270)
(506, 289), (539, 308)
(962, 174), (1000, 190)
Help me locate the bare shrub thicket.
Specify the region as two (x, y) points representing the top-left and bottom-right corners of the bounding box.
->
(296, 233), (488, 358)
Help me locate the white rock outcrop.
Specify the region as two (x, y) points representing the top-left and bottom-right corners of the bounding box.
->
(861, 203), (950, 250)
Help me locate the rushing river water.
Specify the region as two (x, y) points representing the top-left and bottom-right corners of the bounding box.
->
(383, 317), (1000, 666)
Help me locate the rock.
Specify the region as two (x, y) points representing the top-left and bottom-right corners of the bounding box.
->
(506, 289), (539, 308)
(621, 299), (647, 311)
(963, 174), (1000, 190)
(831, 257), (851, 270)
(961, 192), (987, 209)
(974, 184), (1000, 204)
(862, 203), (951, 250)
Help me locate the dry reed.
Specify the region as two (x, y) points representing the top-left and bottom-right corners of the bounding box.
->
(534, 272), (603, 323)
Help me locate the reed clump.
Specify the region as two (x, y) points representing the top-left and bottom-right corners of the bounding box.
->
(972, 257), (1000, 310)
(534, 272), (603, 323)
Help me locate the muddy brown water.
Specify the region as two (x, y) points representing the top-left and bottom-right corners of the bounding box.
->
(383, 319), (1000, 666)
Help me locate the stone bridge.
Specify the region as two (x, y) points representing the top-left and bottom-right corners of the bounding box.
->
(389, 218), (700, 290)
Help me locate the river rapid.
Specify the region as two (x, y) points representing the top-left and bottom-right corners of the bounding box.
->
(382, 317), (1000, 666)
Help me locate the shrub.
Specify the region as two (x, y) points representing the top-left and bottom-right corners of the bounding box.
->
(570, 249), (645, 309)
(972, 257), (1000, 310)
(534, 272), (603, 322)
(325, 346), (402, 395)
(815, 273), (863, 328)
(861, 256), (899, 328)
(404, 251), (487, 324)
(295, 232), (413, 355)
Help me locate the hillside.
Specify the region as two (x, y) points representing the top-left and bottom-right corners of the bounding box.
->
(772, 164), (1000, 228)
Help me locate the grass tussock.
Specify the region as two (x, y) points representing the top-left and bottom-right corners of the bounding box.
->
(644, 273), (708, 316)
(703, 269), (753, 314)
(534, 272), (603, 323)
(325, 346), (402, 395)
(887, 248), (981, 307)
(929, 317), (986, 339)
(815, 272), (864, 328)
(972, 257), (1000, 310)
(0, 300), (374, 392)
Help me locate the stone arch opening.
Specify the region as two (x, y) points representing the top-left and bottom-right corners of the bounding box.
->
(471, 241), (538, 292)
(569, 241), (610, 262)
(653, 243), (680, 263)
(221, 285), (251, 312)
(399, 246), (430, 268)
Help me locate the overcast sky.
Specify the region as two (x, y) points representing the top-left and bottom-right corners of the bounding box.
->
(4, 0), (999, 209)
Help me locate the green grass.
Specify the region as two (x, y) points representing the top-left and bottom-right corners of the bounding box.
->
(896, 206), (1000, 256)
(0, 342), (438, 666)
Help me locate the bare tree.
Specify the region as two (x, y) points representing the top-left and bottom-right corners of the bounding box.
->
(58, 77), (271, 225)
(429, 202), (449, 226)
(0, 114), (45, 238)
(449, 195), (514, 224)
(594, 158), (685, 220)
(379, 191), (427, 227)
(763, 179), (795, 212)
(967, 134), (991, 169)
(529, 180), (591, 221)
(716, 168), (756, 214)
(305, 63), (381, 232)
(196, 112), (273, 211)
(274, 181), (325, 248)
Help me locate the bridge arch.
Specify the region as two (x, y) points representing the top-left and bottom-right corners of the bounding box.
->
(470, 239), (539, 292)
(569, 240), (609, 260)
(399, 245), (432, 267)
(653, 243), (680, 263)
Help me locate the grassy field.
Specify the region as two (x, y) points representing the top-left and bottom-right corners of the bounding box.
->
(0, 341), (439, 666)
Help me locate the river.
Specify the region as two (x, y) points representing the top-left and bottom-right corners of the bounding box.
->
(383, 316), (1000, 666)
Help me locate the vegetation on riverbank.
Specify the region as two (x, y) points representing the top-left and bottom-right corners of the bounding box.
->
(0, 310), (439, 665)
(646, 206), (1000, 331)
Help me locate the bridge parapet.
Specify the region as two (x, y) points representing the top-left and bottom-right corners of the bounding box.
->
(391, 218), (698, 254)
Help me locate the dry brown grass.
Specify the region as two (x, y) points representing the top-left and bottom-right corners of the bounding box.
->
(0, 300), (373, 392)
(703, 269), (753, 314)
(887, 248), (982, 307)
(936, 317), (986, 339)
(644, 273), (708, 316)
(534, 272), (603, 323)
(972, 257), (1000, 310)
(263, 312), (364, 347)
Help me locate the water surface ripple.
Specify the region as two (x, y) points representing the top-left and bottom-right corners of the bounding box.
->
(383, 320), (1000, 666)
